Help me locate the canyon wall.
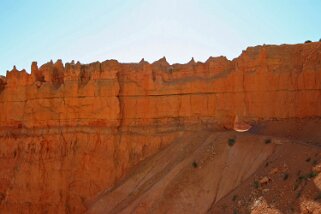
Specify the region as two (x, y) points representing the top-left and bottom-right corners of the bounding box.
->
(0, 42), (321, 213)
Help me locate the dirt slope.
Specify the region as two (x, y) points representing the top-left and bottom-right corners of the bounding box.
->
(87, 131), (286, 213)
(88, 129), (321, 214)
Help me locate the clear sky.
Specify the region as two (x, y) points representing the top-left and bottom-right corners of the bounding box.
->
(1, 0), (321, 75)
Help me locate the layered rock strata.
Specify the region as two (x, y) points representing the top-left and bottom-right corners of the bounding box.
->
(0, 42), (321, 213)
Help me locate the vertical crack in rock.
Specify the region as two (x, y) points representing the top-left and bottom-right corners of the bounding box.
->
(114, 69), (124, 167)
(241, 64), (249, 118)
(116, 70), (125, 134)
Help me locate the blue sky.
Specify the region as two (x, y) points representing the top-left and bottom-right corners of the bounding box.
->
(1, 0), (321, 75)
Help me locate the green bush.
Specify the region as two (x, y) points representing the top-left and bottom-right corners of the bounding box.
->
(264, 139), (272, 144)
(305, 40), (312, 43)
(283, 173), (289, 180)
(192, 161), (198, 168)
(298, 175), (305, 180)
(314, 193), (321, 201)
(228, 138), (236, 146)
(307, 171), (318, 178)
(253, 180), (260, 189)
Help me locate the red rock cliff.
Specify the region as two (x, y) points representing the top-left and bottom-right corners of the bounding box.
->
(0, 43), (321, 213)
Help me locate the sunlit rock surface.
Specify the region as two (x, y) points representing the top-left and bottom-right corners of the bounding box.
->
(0, 42), (321, 213)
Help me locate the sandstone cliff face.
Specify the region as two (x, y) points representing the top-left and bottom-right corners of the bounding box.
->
(1, 43), (321, 130)
(0, 42), (321, 213)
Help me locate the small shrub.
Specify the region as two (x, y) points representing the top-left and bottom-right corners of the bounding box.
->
(253, 180), (260, 189)
(232, 195), (237, 201)
(314, 193), (321, 201)
(306, 157), (311, 162)
(233, 209), (239, 214)
(294, 177), (304, 190)
(264, 139), (272, 144)
(293, 182), (299, 191)
(296, 191), (301, 198)
(283, 173), (289, 180)
(319, 38), (321, 42)
(312, 160), (318, 165)
(307, 171), (318, 178)
(305, 40), (312, 43)
(298, 175), (306, 180)
(192, 161), (198, 168)
(228, 138), (236, 146)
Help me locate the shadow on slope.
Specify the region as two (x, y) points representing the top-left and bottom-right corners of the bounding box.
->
(210, 135), (321, 213)
(87, 131), (279, 214)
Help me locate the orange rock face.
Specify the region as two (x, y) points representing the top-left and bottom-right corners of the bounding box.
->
(0, 42), (321, 213)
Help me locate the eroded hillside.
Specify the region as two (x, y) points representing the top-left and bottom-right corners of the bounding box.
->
(88, 131), (321, 214)
(0, 42), (321, 213)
